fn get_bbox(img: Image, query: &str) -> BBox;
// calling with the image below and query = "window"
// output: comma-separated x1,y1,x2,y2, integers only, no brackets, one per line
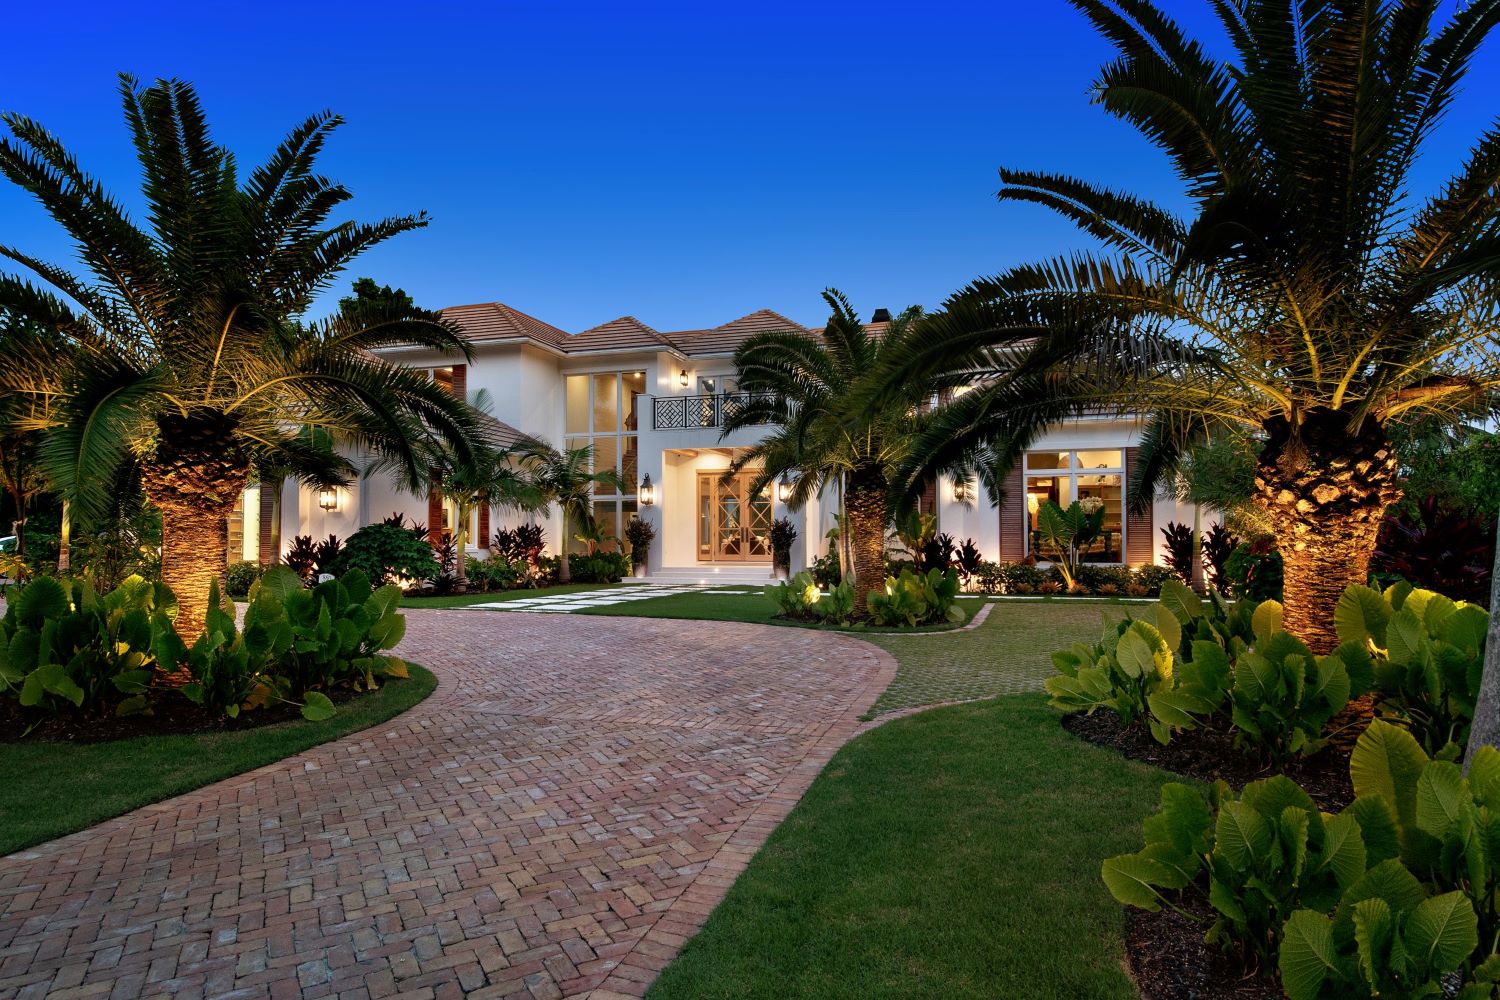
563,371,645,552
1024,449,1125,564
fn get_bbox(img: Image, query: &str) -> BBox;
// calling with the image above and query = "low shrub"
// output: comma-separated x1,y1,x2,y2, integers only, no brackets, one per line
339,522,441,586
0,574,176,716
1336,582,1488,757
1078,564,1133,593
625,517,656,572
810,544,842,588
283,534,319,582
569,551,630,584
1131,564,1180,597
867,568,963,627
1161,521,1195,583
955,538,983,587
769,518,797,576
1202,523,1239,593
465,555,520,592
1370,495,1494,605
765,572,855,626
1225,537,1284,602
1228,624,1352,764
225,560,263,599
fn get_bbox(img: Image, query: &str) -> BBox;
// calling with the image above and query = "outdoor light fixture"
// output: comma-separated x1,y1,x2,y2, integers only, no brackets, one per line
776,474,793,503
318,487,338,511
638,473,656,506
678,369,689,388
953,479,971,503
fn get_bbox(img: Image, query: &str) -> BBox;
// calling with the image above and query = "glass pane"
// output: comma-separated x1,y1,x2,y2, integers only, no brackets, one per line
1078,473,1124,563
718,490,743,557
1026,476,1073,560
1025,451,1072,470
593,373,618,433
698,377,718,395
592,501,619,551
1077,449,1124,471
565,375,589,434
592,437,617,495
432,366,455,395
747,482,772,557
699,476,713,558
620,436,638,490
622,371,645,432
565,436,587,455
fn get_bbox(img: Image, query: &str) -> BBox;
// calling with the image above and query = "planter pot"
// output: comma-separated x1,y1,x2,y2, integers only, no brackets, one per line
633,563,648,579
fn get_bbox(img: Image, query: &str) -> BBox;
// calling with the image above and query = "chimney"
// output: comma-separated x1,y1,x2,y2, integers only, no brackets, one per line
870,308,892,323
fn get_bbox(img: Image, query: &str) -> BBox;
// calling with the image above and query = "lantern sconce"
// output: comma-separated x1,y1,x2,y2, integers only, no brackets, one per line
318,486,338,511
678,369,690,388
776,474,794,503
638,473,656,507
952,478,971,504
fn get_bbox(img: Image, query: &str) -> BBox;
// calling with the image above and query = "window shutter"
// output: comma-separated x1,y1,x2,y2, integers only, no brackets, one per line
427,470,444,546
919,480,938,517
478,503,491,550
999,464,1026,561
450,364,467,400
258,485,277,565
1124,447,1154,565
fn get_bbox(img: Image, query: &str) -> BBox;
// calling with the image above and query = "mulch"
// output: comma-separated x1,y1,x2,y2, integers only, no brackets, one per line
1066,700,1378,999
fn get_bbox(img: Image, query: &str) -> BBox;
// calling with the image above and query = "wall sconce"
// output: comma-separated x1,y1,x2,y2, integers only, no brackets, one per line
678,369,690,388
638,473,656,507
953,479,971,504
318,487,338,511
776,474,793,503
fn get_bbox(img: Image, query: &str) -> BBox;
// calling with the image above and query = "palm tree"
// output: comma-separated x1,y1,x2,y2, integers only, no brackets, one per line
0,76,478,636
437,439,541,591
513,442,624,583
722,290,930,615
879,1,1500,647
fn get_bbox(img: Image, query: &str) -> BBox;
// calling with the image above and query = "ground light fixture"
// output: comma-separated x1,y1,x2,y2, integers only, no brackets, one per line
318,487,338,511
638,474,656,507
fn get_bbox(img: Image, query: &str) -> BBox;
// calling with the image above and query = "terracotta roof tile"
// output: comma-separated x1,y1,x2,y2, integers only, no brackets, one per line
440,302,572,348
665,309,814,356
569,316,679,353
473,410,530,450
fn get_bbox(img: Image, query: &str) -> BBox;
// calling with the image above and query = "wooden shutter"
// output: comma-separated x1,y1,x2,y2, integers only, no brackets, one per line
257,484,278,565
478,504,491,550
450,363,467,400
427,470,444,545
1124,447,1153,565
999,465,1026,561
919,480,938,517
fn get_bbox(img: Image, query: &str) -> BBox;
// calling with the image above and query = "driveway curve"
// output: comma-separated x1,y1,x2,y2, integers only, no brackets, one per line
0,612,894,999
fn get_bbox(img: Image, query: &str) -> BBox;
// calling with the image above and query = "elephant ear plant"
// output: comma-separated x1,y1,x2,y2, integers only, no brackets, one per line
0,573,177,717
1036,498,1105,591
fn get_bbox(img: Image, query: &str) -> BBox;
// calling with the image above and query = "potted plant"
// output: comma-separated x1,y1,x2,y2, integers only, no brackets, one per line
624,516,656,579
770,517,797,581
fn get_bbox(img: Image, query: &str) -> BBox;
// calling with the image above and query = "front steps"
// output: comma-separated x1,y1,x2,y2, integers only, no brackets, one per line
632,564,780,587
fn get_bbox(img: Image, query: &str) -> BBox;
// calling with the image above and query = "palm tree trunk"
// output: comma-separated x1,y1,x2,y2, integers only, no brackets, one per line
558,510,571,583
1464,517,1500,759
1252,412,1399,652
845,467,889,616
453,498,470,593
157,499,235,640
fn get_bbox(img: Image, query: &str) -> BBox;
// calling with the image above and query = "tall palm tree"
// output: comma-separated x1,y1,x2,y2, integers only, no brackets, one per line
879,0,1500,647
513,442,624,583
0,76,478,636
722,290,929,615
437,440,542,591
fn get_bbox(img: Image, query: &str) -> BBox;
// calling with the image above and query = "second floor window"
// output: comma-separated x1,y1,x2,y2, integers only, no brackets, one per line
565,371,646,552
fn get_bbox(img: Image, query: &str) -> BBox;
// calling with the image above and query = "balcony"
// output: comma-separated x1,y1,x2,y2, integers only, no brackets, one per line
651,392,776,430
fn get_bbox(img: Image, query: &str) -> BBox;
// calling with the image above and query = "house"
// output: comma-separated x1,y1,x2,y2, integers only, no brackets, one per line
228,303,1202,582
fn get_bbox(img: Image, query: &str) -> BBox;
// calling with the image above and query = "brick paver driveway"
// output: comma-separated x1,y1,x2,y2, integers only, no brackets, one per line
0,612,894,1000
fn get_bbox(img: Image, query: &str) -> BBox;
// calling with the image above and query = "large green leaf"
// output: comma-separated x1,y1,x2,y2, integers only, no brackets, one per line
1387,606,1429,666
1280,909,1344,1000
1158,579,1202,625
257,565,305,605
1140,782,1213,858
1351,897,1393,989
1100,852,1174,910
1405,891,1479,972
299,691,336,722
14,577,69,627
1469,746,1500,809
1415,761,1469,839
1251,600,1283,643
1335,585,1389,648
1315,813,1368,889
1215,800,1273,871
1350,721,1430,833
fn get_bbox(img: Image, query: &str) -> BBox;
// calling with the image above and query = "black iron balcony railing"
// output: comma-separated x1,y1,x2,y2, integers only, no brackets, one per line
651,392,776,430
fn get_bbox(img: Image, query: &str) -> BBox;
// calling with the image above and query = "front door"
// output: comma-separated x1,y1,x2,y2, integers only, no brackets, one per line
698,472,772,562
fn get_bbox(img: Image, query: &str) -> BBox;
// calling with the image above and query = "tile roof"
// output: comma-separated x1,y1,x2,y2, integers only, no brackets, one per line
439,302,571,348
473,410,531,450
438,302,816,357
569,316,677,353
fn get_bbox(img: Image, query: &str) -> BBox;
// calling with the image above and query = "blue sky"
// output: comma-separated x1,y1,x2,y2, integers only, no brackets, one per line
4,1,1498,332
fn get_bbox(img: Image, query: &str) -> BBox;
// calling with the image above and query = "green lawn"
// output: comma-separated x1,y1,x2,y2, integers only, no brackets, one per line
646,694,1170,1000
577,586,987,633
0,666,437,856
402,582,624,609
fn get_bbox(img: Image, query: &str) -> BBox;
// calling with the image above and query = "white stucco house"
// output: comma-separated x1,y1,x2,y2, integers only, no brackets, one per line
224,302,1201,583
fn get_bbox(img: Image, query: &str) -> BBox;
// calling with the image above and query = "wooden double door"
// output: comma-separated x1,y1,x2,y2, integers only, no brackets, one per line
697,472,772,561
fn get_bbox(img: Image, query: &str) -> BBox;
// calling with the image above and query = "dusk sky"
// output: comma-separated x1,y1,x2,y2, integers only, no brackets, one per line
5,1,1498,332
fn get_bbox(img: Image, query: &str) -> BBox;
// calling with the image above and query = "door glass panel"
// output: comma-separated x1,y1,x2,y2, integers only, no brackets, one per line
747,484,772,557
699,477,713,558
718,489,743,557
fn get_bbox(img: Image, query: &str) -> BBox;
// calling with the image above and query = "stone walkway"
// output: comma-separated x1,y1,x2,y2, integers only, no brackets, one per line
461,587,752,614
0,612,894,999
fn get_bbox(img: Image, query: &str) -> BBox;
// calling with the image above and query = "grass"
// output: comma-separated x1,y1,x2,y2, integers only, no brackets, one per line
0,665,437,856
577,586,987,633
402,582,624,609
646,695,1171,1000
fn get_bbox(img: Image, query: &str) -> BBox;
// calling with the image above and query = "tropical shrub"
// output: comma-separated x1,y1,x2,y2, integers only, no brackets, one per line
1202,523,1240,594
492,524,547,585
465,555,520,592
867,568,962,627
252,566,408,698
767,572,822,618
988,561,1046,594
0,574,176,715
768,517,797,576
174,577,278,719
225,560,263,600
919,532,958,574
1036,499,1106,590
1046,616,1183,741
1078,564,1133,594
339,522,441,587
816,581,856,626
313,535,343,578
624,517,656,571
569,551,630,584
1229,626,1352,765
1132,564,1182,598
955,538,983,587
1336,582,1488,757
1370,495,1494,606
283,535,319,583
1226,537,1284,602
1161,521,1195,583
428,532,459,593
